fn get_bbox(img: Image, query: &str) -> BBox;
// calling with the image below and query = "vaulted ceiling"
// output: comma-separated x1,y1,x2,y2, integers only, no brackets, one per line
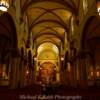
20,0,77,56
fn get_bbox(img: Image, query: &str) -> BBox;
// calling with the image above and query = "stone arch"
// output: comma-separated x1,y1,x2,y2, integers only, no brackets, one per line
28,50,32,68
80,14,100,48
81,16,96,49
0,12,18,86
8,11,19,45
0,12,18,48
81,15,100,66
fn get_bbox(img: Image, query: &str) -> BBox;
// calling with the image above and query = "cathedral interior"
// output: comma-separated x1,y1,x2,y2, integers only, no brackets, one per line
0,0,100,99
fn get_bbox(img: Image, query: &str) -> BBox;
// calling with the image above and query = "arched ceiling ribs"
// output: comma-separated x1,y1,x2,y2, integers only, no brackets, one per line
36,38,60,45
28,7,70,28
32,26,59,36
22,0,77,15
36,40,60,51
35,34,62,43
32,26,64,40
33,32,64,43
42,25,63,28
35,35,61,44
38,49,57,57
29,6,72,12
29,20,68,33
34,34,62,51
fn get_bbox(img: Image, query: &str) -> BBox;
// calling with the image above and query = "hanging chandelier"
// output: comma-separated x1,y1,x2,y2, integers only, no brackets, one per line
97,0,100,16
0,0,10,12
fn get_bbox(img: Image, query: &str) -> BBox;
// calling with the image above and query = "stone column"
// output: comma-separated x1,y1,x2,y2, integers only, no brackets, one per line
9,49,20,89
76,58,80,87
16,57,21,88
29,68,33,85
10,57,18,88
71,62,77,87
60,70,64,85
82,58,88,88
20,61,26,87
77,51,88,88
61,69,67,85
60,59,66,85
73,61,78,87
66,62,72,86
32,68,35,84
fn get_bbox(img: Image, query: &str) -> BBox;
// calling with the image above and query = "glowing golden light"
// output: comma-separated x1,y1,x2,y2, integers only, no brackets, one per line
0,0,9,12
97,1,100,15
26,70,29,75
90,71,93,76
96,71,100,77
34,57,37,61
37,42,59,54
67,62,71,72
61,57,64,61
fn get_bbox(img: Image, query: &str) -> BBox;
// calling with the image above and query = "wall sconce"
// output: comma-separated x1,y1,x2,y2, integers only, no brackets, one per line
96,65,100,78
96,71,100,77
34,57,37,61
26,70,29,79
90,71,94,77
89,66,94,79
61,57,64,61
97,0,100,15
0,0,10,12
67,62,71,72
88,70,94,79
26,70,29,75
